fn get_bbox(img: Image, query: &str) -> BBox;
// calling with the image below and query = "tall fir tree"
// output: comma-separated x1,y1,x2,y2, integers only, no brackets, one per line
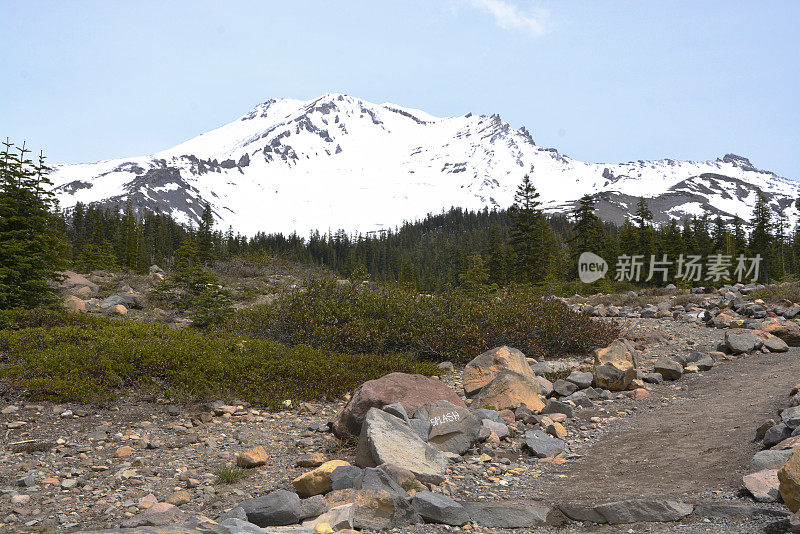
509,174,551,282
749,192,773,283
0,140,67,308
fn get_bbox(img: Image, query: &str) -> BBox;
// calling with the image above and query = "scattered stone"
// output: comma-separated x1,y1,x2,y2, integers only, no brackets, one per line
120,502,187,527
654,357,683,381
297,454,326,468
761,318,800,346
166,490,191,506
63,295,87,313
330,465,364,491
752,449,794,470
540,400,574,419
764,423,792,448
552,379,578,397
237,445,269,468
783,406,800,428
382,403,410,423
566,371,594,389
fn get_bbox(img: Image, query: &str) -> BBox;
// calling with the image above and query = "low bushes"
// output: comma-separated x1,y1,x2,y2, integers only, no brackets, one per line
234,279,619,362
0,309,438,406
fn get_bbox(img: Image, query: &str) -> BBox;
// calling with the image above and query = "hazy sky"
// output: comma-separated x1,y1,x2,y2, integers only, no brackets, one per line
2,1,798,178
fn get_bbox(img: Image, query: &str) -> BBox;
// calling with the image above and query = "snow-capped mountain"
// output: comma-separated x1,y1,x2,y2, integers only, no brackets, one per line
49,93,800,235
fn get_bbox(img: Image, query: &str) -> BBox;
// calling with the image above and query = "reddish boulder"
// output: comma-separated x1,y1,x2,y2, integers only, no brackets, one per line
332,372,466,437
55,270,99,295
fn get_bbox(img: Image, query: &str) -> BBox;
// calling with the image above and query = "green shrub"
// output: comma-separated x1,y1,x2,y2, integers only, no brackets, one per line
0,310,439,406
234,279,619,362
214,465,247,484
748,282,799,304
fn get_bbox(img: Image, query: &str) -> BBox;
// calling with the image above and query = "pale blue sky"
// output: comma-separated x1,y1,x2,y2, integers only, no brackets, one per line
2,1,798,178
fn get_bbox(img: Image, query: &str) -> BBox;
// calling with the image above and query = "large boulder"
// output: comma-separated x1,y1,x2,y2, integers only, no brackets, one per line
355,408,447,485
470,370,545,413
725,329,758,354
761,318,800,346
462,346,536,396
333,372,466,437
593,339,638,391
55,270,99,295
780,449,800,512
412,400,481,455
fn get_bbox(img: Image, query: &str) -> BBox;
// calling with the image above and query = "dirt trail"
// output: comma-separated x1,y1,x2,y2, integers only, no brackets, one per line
528,348,800,504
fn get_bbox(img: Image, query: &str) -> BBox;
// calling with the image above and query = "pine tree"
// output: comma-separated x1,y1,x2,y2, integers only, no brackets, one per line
509,174,549,282
486,222,508,286
197,203,214,265
570,195,605,255
749,192,773,283
732,216,747,257
632,197,656,259
0,140,67,308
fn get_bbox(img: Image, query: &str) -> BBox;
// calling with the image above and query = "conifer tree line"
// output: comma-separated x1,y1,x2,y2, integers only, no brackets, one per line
60,176,800,291
2,139,799,301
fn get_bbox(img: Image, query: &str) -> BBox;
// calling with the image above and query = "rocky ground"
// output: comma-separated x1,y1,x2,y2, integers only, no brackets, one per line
4,278,800,533
2,312,799,533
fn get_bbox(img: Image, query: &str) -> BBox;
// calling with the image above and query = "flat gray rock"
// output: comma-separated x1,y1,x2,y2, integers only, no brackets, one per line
654,357,683,381
460,502,552,528
411,491,470,526
540,400,574,419
236,490,302,527
330,465,363,491
593,500,693,524
566,371,594,389
523,429,564,458
782,406,800,428
751,449,793,470
552,379,578,397
694,503,791,518
764,423,792,447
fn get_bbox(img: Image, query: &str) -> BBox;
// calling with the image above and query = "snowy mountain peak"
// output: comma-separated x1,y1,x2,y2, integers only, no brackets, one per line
48,94,799,235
